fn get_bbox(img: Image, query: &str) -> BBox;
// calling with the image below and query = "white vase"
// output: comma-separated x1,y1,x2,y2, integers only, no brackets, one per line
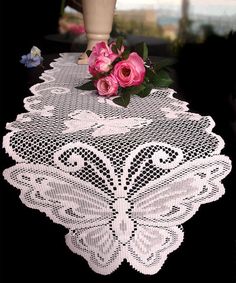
78,0,117,64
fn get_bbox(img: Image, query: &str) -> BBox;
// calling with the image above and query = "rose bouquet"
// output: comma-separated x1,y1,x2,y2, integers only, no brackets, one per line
76,37,173,107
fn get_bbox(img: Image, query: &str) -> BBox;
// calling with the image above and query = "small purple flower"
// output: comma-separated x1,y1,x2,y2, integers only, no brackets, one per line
20,53,43,68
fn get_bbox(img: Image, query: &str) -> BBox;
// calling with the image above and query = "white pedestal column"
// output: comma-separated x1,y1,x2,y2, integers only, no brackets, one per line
78,0,117,64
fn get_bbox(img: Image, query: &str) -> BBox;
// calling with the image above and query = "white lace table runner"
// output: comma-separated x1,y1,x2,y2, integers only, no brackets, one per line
3,53,232,275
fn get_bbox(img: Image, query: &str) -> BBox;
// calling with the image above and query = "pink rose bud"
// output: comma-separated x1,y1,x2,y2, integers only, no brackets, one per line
96,74,119,97
89,56,112,76
88,42,118,76
113,52,146,87
91,42,111,58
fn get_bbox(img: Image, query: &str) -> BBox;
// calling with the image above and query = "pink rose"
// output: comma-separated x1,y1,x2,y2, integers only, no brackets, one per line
88,42,118,76
113,52,146,87
90,42,112,58
96,74,118,96
89,56,112,76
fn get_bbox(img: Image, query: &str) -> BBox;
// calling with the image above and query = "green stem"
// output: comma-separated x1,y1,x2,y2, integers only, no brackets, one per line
60,0,66,16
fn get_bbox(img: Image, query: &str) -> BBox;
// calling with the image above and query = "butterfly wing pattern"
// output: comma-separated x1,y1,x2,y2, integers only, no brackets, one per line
3,141,231,275
62,110,152,137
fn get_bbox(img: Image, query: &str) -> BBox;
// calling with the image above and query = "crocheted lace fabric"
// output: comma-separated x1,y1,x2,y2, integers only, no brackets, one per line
3,53,231,275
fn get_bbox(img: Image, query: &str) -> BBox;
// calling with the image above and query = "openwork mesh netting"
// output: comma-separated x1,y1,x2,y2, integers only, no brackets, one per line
3,53,231,275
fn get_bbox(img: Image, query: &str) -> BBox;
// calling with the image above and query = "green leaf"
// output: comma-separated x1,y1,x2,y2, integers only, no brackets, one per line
146,68,158,84
113,94,131,107
122,84,146,96
134,42,148,61
86,50,92,57
116,37,123,50
153,70,173,88
153,58,176,72
136,84,153,98
75,80,95,91
111,45,118,54
146,67,173,88
122,49,130,59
